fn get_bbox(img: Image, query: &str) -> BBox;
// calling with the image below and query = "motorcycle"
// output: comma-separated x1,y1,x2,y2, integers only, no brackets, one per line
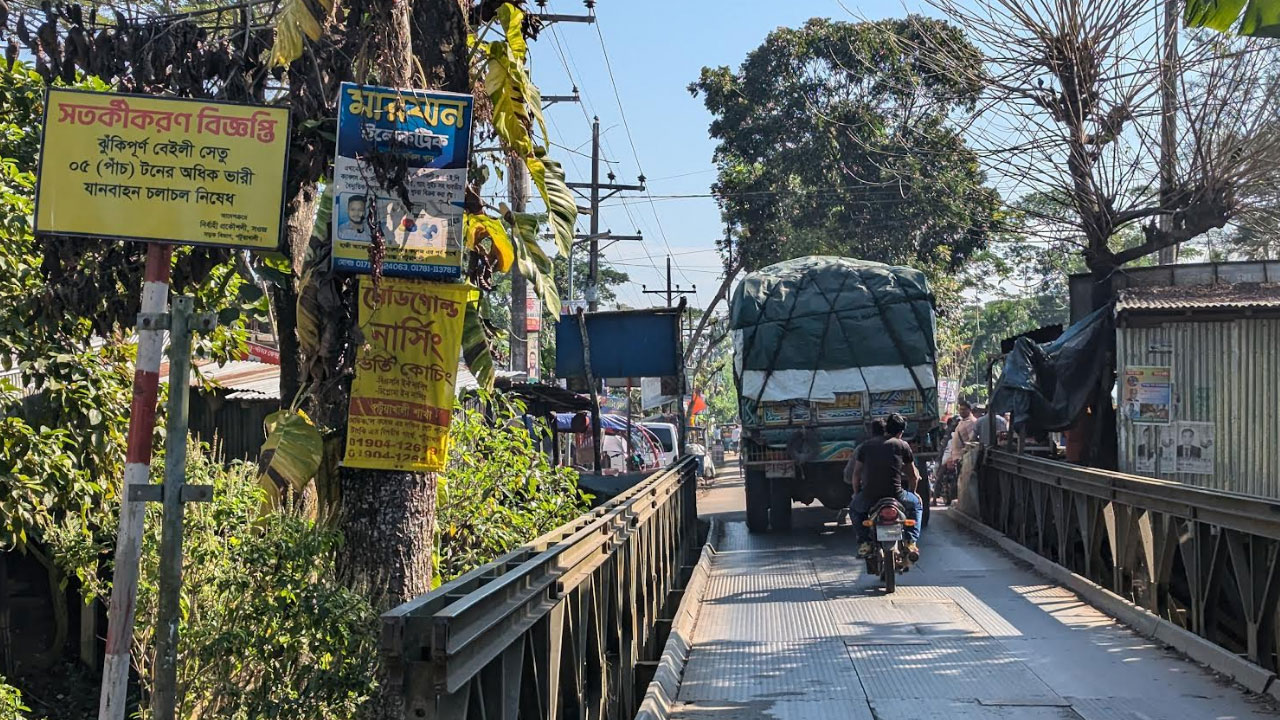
862,498,916,593
934,462,957,507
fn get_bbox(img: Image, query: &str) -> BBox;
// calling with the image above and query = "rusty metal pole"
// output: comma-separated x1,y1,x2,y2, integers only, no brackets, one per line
99,243,172,720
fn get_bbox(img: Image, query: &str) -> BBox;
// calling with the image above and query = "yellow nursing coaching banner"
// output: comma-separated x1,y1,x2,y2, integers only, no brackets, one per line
35,89,290,250
343,278,472,472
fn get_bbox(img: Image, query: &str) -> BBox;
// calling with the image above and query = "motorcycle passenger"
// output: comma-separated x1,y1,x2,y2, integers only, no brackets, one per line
846,413,923,560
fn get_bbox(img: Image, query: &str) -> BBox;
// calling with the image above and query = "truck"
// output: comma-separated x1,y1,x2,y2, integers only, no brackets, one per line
729,256,940,532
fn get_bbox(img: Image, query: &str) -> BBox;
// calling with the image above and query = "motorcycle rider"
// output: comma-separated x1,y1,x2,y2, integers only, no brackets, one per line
845,413,923,560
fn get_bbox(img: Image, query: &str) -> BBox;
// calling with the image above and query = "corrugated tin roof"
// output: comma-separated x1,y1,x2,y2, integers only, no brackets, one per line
1117,282,1280,314
196,360,282,400
169,358,510,401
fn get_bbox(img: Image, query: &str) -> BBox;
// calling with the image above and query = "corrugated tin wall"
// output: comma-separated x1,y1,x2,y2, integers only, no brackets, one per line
1118,318,1280,497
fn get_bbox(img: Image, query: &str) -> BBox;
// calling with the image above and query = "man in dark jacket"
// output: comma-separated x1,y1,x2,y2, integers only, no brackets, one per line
846,413,923,560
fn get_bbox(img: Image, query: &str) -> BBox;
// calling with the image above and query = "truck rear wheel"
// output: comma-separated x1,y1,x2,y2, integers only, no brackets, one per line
769,478,793,531
745,469,770,533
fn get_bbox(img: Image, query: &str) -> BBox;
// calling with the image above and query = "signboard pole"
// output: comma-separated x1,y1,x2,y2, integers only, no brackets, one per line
149,297,215,720
98,243,171,720
576,309,603,473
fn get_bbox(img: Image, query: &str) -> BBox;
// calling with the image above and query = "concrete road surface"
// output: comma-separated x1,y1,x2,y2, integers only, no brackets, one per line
681,464,1280,719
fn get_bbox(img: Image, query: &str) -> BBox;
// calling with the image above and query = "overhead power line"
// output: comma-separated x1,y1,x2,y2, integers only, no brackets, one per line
592,13,695,288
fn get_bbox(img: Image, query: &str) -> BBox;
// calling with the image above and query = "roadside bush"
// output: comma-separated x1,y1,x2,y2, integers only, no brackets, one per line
124,444,377,720
437,392,590,581
0,678,28,720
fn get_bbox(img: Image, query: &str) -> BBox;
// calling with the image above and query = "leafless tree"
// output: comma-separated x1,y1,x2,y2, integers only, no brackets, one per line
920,0,1280,305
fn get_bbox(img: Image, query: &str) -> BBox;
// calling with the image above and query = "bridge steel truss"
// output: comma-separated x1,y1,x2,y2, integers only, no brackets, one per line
979,450,1280,671
382,458,701,720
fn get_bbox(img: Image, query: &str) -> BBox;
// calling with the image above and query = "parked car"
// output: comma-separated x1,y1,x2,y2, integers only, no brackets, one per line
640,421,680,467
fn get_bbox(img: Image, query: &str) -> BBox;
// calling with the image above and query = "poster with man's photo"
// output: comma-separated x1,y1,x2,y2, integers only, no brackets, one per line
1134,425,1159,474
1158,431,1178,475
1174,421,1215,475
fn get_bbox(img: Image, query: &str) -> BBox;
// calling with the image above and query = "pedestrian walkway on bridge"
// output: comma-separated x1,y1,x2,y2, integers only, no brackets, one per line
676,484,1279,720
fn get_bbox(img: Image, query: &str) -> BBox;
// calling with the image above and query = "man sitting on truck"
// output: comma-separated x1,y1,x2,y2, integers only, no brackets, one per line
846,413,923,560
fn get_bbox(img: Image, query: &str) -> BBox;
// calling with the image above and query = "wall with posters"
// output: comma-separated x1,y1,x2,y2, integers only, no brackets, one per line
1117,318,1279,498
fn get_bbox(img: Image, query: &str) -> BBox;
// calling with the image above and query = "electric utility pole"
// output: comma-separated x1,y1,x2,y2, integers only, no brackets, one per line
510,9,590,372
1157,0,1179,265
642,256,697,307
567,117,645,311
508,160,533,375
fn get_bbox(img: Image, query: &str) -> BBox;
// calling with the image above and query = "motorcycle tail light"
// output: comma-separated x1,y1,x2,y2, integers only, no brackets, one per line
861,519,873,527
904,519,916,527
878,507,900,521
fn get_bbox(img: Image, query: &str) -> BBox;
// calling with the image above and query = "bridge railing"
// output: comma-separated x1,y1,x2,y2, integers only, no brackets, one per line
381,457,701,720
977,450,1280,671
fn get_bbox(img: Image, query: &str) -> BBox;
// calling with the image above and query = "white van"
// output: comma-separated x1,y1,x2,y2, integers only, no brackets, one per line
640,422,679,467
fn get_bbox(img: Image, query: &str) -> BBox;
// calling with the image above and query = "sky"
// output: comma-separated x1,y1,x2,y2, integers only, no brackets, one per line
527,0,915,312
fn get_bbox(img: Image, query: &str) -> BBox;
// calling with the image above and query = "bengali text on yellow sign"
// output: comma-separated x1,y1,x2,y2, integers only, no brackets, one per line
343,277,472,472
35,89,289,250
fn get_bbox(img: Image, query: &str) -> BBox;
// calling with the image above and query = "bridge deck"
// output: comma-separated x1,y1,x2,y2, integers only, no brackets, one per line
680,481,1278,719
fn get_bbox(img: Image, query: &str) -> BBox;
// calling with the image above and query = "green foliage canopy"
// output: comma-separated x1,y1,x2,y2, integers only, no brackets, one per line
690,17,1001,273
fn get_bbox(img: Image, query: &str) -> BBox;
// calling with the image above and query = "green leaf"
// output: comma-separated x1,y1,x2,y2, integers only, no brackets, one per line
1186,0,1248,31
1242,0,1280,36
527,148,577,258
506,210,562,316
462,301,496,392
270,0,335,66
258,409,323,501
497,3,528,63
485,43,536,158
464,213,515,272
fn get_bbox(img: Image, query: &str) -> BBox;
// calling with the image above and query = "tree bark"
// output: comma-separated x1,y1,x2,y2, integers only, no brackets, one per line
684,259,743,363
1086,261,1118,470
276,183,319,406
335,470,437,610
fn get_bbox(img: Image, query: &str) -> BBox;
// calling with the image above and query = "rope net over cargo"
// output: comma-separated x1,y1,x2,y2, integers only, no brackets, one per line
729,256,939,419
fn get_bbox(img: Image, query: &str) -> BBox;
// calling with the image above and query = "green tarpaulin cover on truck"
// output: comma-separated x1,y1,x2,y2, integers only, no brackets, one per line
730,256,937,404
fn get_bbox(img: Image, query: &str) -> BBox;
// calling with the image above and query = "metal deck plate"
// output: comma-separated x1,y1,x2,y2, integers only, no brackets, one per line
678,640,866,703
869,700,1082,720
671,698,875,719
846,638,1058,701
674,508,1280,719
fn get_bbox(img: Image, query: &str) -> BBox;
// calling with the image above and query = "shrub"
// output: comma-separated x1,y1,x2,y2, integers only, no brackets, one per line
0,678,28,720
437,393,590,581
125,444,377,720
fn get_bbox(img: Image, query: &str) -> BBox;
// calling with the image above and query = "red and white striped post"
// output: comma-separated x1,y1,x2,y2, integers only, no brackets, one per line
98,243,172,720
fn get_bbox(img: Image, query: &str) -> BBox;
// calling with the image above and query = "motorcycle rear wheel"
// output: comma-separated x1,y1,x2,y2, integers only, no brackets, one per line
882,550,896,593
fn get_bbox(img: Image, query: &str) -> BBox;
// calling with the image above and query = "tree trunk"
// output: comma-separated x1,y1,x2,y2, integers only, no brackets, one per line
1087,260,1119,470
684,259,743,363
331,2,469,715
275,181,318,405
335,470,437,609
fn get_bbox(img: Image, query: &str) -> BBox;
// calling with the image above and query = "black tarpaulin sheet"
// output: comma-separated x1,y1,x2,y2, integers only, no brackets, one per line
990,305,1113,434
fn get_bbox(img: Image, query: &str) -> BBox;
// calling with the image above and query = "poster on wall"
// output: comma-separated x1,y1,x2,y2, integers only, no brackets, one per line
937,378,960,413
1134,424,1159,474
343,277,472,472
1122,366,1173,424
35,89,289,249
1174,421,1215,475
1158,431,1177,474
332,82,473,279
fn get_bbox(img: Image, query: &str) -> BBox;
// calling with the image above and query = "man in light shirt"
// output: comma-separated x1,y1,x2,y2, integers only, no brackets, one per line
943,400,978,470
